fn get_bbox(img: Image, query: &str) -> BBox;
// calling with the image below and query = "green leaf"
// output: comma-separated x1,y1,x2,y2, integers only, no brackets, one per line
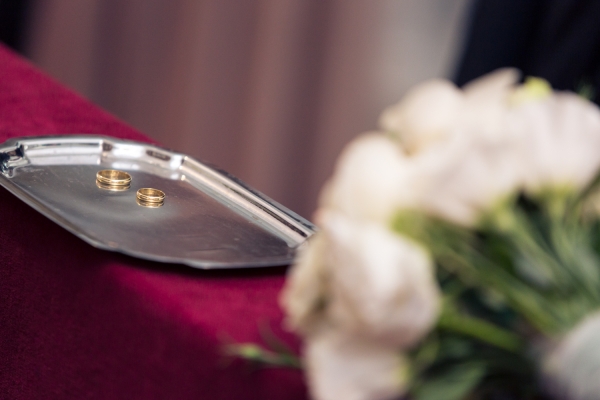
412,363,486,400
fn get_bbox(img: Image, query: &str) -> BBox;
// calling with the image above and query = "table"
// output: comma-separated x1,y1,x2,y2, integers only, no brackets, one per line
0,44,307,399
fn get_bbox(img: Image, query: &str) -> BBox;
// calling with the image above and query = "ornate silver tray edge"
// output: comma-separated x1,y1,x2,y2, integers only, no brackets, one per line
0,135,316,269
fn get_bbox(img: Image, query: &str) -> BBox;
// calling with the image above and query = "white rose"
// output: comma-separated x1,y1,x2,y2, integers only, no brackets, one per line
280,234,330,335
411,132,522,226
460,67,520,140
319,133,415,223
509,92,600,195
379,79,463,153
305,328,407,400
319,210,440,348
541,311,600,400
379,68,520,153
281,211,436,400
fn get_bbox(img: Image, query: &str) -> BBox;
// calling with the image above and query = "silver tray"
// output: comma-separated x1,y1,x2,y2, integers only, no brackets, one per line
0,135,315,269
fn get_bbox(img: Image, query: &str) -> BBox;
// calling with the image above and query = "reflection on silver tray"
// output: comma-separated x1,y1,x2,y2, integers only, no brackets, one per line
0,135,316,269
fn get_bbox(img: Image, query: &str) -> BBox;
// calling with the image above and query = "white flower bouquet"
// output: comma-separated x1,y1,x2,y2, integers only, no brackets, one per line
230,69,600,400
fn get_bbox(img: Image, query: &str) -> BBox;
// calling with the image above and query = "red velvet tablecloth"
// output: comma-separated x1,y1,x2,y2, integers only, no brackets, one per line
0,44,307,399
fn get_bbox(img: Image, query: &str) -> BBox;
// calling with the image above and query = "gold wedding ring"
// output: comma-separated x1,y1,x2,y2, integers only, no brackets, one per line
96,169,132,190
137,188,165,207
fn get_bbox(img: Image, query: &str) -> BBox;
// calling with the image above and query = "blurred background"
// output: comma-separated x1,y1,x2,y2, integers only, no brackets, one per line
0,0,477,219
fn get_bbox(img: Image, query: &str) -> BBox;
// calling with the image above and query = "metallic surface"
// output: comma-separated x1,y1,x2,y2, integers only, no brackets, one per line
0,136,316,269
137,197,163,208
96,180,131,191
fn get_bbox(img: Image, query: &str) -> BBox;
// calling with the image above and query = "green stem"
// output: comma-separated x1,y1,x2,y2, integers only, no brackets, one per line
438,246,558,334
438,303,523,353
224,343,302,369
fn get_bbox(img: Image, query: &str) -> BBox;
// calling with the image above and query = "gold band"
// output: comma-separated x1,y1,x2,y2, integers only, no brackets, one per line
96,169,132,186
136,188,165,203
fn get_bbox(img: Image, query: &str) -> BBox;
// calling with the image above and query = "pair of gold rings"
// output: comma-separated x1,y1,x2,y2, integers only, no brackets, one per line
96,169,165,207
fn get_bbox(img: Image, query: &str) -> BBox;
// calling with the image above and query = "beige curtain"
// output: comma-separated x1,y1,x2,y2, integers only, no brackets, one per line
26,0,469,219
